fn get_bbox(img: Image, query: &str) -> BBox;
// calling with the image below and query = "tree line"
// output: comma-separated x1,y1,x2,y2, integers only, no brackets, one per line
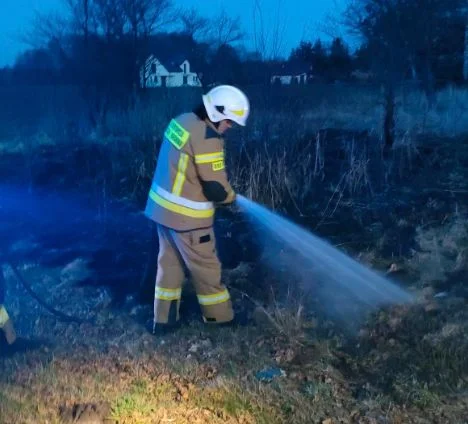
1,0,465,88
1,0,466,145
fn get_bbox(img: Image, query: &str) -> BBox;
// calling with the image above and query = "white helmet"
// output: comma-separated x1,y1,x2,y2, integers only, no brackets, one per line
202,85,250,126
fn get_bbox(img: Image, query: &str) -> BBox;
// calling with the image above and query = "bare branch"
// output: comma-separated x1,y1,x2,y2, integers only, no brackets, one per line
317,0,347,40
252,0,288,60
21,10,69,48
63,0,92,38
252,0,267,57
208,8,244,48
93,0,126,39
269,0,288,59
139,0,176,35
179,7,210,40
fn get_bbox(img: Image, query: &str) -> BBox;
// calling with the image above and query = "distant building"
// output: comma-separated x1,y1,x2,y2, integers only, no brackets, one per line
350,70,374,82
140,55,202,88
270,62,313,85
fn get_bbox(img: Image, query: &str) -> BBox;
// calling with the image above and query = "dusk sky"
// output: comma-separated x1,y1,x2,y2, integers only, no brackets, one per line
0,0,347,67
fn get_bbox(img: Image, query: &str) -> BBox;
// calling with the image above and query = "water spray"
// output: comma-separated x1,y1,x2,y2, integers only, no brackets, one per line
236,194,413,323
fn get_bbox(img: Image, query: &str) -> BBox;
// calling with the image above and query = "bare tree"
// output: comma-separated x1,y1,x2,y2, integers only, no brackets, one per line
463,5,468,81
22,10,69,48
317,0,346,41
344,0,466,153
207,8,244,49
345,0,465,92
252,0,267,58
465,22,468,80
27,0,175,47
179,7,210,40
345,0,415,153
252,0,288,60
121,0,175,39
92,0,126,39
24,0,175,128
63,0,92,40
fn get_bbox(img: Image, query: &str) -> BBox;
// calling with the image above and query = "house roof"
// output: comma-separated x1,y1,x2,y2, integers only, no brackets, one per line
149,54,188,73
165,61,184,72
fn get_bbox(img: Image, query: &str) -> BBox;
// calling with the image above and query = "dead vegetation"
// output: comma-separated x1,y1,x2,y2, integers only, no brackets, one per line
1,85,468,423
1,241,468,424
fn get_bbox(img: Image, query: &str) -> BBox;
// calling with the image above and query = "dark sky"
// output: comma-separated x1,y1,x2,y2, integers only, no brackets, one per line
0,0,346,67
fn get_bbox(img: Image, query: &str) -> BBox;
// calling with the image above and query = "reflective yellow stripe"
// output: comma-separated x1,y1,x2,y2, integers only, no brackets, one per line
165,119,190,150
194,152,224,164
172,153,189,195
230,109,245,117
197,290,230,306
155,287,182,301
153,185,213,210
149,190,214,218
0,306,10,328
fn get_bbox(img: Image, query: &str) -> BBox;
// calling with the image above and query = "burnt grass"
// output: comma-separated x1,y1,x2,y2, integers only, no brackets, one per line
1,128,468,423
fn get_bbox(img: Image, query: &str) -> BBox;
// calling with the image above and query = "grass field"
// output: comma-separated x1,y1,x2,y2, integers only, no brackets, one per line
1,81,468,423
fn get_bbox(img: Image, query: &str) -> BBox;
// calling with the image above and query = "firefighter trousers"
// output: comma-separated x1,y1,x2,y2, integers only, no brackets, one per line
0,305,16,345
153,225,234,325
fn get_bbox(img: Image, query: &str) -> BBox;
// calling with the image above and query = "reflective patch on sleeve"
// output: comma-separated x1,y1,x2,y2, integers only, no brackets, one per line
212,160,225,171
165,119,190,150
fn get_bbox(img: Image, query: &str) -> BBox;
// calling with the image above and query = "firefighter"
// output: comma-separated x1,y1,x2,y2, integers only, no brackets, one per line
144,85,250,334
0,267,16,347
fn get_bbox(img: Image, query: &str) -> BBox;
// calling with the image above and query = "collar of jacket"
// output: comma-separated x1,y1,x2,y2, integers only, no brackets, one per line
203,118,221,137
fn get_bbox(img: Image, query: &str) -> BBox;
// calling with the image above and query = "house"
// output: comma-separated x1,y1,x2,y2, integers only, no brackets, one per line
351,70,374,82
271,73,308,85
140,55,202,88
270,62,313,85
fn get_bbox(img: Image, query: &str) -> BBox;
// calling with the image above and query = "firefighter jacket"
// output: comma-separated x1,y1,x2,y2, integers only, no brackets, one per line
145,113,235,231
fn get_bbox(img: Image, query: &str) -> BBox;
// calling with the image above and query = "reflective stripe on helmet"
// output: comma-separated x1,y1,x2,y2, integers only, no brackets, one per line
230,109,245,117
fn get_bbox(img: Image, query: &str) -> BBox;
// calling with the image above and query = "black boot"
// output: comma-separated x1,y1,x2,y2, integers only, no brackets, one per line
205,310,251,329
0,336,44,357
145,319,181,336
